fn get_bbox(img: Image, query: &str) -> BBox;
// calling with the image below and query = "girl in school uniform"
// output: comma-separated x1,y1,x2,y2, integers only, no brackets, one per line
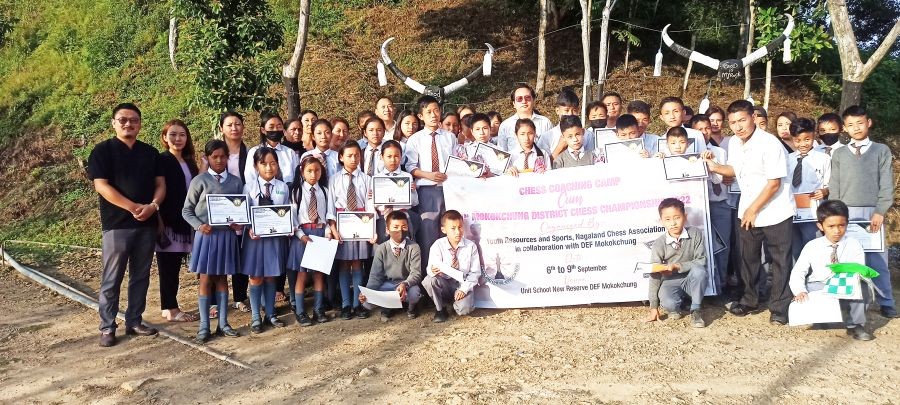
300,119,341,181
182,140,244,343
361,117,388,177
241,147,290,334
506,118,551,176
376,140,421,243
392,110,421,144
454,113,496,177
287,156,336,326
329,142,375,320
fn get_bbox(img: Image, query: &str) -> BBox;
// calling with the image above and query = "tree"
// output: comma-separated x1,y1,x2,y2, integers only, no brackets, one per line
826,0,900,111
536,0,549,99
594,0,616,99
579,0,592,120
283,0,311,120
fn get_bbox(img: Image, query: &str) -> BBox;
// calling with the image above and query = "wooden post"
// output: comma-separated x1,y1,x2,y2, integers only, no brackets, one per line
680,33,696,96
580,0,592,121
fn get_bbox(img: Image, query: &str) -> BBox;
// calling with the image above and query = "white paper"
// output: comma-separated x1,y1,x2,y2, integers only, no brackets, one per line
604,139,645,163
662,153,708,180
444,155,485,178
846,221,885,252
788,291,843,326
432,260,466,283
299,235,338,274
359,286,403,309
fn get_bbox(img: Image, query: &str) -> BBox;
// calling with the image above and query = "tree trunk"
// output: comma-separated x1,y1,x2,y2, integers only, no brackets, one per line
762,59,772,110
580,0,592,120
623,0,633,75
536,0,548,99
282,0,311,120
168,16,177,70
743,0,755,100
738,2,748,58
547,0,559,31
839,80,864,112
681,33,696,96
595,0,615,100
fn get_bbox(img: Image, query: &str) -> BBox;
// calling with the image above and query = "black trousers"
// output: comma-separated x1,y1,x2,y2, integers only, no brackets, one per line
737,216,793,315
232,273,249,303
156,251,186,310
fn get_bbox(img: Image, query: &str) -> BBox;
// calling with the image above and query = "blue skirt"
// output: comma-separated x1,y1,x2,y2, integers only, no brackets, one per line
189,229,239,275
336,240,371,261
287,227,327,272
240,235,286,277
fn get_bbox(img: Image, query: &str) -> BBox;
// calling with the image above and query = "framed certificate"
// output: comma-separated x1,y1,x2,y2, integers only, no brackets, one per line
727,181,741,194
846,221,885,252
473,142,511,176
206,194,250,225
372,175,412,205
337,211,376,241
657,138,697,155
603,138,644,163
662,153,708,180
251,205,294,237
444,156,485,178
792,193,819,223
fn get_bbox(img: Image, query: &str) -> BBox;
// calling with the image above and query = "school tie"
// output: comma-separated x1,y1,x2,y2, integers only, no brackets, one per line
792,155,805,188
214,174,222,183
851,143,862,157
367,148,377,176
449,246,460,269
263,182,272,199
393,246,402,257
573,151,581,160
307,186,319,223
430,132,440,172
671,240,681,251
346,173,359,211
830,244,839,264
712,183,722,195
523,151,532,170
824,146,832,156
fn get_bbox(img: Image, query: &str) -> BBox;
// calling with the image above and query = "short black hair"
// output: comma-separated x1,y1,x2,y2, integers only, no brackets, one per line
112,103,141,119
753,106,768,118
666,126,689,140
416,95,440,114
658,96,684,110
816,200,849,223
556,87,580,108
726,100,754,116
587,100,607,113
486,111,502,121
381,139,403,155
559,115,583,133
468,112,491,128
509,83,536,102
300,109,318,118
601,92,623,103
219,111,244,127
683,106,694,116
841,105,868,119
615,114,638,130
658,197,686,216
789,118,816,137
204,139,228,157
441,209,464,225
689,114,710,128
386,210,409,226
817,112,842,128
626,100,651,116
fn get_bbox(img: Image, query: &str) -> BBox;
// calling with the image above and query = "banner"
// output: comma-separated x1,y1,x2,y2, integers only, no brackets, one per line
442,161,714,308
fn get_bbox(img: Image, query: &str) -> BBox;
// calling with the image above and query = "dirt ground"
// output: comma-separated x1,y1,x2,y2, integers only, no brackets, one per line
1,249,899,404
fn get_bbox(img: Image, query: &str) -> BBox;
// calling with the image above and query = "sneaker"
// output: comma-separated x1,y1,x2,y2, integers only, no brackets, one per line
250,321,263,334
340,306,352,320
313,310,329,324
848,326,874,341
269,316,286,328
407,304,419,319
691,310,706,328
880,306,899,318
432,309,449,323
124,324,158,336
99,332,117,347
380,309,394,322
669,311,685,320
295,313,313,327
355,307,370,319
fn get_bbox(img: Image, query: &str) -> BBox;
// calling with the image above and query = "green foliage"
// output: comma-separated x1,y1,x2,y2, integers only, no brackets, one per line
173,0,284,113
862,57,900,139
755,4,831,64
0,6,15,47
611,28,640,48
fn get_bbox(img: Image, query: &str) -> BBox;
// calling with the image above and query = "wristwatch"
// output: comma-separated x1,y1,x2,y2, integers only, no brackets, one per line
149,201,160,211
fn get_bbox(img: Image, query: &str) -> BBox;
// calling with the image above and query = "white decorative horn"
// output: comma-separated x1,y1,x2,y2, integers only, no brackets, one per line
741,14,795,67
662,24,720,70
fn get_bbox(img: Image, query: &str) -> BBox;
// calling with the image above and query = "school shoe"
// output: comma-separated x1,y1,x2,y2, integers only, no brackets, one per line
880,306,899,318
99,332,117,347
268,316,286,328
380,309,394,322
125,324,158,336
729,304,758,317
313,310,329,324
407,304,419,319
668,311,685,320
355,307,370,319
250,321,263,334
432,309,449,323
769,313,788,326
195,329,211,344
847,326,874,341
215,325,240,338
691,311,706,328
295,313,313,327
340,306,353,320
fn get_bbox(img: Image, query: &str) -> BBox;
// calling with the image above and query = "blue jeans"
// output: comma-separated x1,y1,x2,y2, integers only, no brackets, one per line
658,266,709,312
361,280,422,310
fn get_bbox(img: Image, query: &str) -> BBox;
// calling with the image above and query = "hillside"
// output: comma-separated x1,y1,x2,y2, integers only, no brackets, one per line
0,0,896,246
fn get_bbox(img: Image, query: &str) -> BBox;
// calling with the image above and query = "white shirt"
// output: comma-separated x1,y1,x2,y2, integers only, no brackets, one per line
244,142,300,185
727,127,795,227
300,148,341,180
787,150,831,193
789,235,865,294
664,230,691,245
705,144,728,202
227,153,241,178
508,147,551,173
497,113,554,152
243,177,290,206
845,137,872,156
683,127,708,153
208,168,228,183
328,168,374,212
389,237,407,251
293,182,336,236
403,128,456,186
427,237,482,293
362,143,386,177
536,125,561,154
376,168,419,209
813,142,844,156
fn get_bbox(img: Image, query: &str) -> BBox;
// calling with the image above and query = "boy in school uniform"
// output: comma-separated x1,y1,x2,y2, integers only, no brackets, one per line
787,118,831,261
705,100,795,325
815,113,844,156
422,210,482,323
645,198,709,328
693,115,730,292
625,100,659,154
596,114,651,162
497,84,554,152
552,116,595,169
359,211,423,321
585,100,608,130
538,88,589,159
658,96,707,154
655,127,692,157
829,105,897,318
789,200,873,340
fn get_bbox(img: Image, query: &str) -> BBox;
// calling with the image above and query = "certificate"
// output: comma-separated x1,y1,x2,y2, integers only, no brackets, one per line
337,211,376,241
846,221,885,252
372,175,411,205
444,156,485,178
633,262,669,274
662,153,708,180
792,193,819,223
431,260,466,283
359,286,403,309
657,138,697,155
250,205,294,237
206,194,250,225
473,142,511,175
299,235,339,274
788,291,842,326
603,139,644,163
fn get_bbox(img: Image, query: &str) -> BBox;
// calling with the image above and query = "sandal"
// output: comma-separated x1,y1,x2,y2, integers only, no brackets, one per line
171,311,198,322
209,305,218,319
232,300,251,313
275,292,286,302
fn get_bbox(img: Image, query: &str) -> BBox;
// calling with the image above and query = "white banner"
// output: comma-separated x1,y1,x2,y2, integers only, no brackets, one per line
442,161,714,308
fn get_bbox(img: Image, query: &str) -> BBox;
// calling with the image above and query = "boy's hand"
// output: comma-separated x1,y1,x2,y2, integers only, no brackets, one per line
198,224,213,235
700,150,715,160
793,292,808,303
810,189,827,200
431,266,443,277
299,235,312,243
669,263,682,272
870,213,884,233
722,176,735,186
506,167,519,177
639,149,650,159
454,290,467,301
741,208,758,230
643,307,661,322
359,293,367,304
430,172,448,183
653,152,665,159
249,229,260,240
396,283,408,301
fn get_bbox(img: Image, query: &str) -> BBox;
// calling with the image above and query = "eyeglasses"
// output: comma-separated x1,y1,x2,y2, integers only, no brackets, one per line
115,117,141,125
515,95,533,103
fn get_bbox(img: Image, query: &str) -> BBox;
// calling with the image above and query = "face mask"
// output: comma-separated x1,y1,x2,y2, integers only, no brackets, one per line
819,133,840,146
265,130,284,143
588,119,606,129
389,230,410,241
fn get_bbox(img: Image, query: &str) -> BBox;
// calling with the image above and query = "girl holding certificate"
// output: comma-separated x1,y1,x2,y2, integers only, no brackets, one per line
182,140,244,343
506,119,550,176
241,148,290,334
329,142,375,320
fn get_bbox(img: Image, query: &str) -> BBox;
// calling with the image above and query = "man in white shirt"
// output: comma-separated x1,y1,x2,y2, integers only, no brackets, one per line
496,84,553,152
705,100,794,325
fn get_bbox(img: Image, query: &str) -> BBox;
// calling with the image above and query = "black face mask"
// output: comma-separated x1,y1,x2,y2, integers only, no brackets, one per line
389,230,410,242
819,132,840,146
265,130,284,143
588,119,606,129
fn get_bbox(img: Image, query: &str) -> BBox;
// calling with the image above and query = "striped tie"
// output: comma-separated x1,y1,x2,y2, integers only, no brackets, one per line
824,146,832,156
852,143,862,157
792,155,805,188
431,132,440,172
346,173,358,211
308,186,318,223
393,246,402,257
263,182,272,199
367,148,377,176
450,247,460,269
214,174,222,183
712,183,722,195
830,244,838,264
523,151,532,170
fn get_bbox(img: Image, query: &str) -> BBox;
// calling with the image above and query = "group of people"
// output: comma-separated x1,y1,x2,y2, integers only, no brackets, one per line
87,82,894,347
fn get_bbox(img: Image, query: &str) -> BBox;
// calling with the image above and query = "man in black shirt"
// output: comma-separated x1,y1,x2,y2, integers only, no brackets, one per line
87,103,165,347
